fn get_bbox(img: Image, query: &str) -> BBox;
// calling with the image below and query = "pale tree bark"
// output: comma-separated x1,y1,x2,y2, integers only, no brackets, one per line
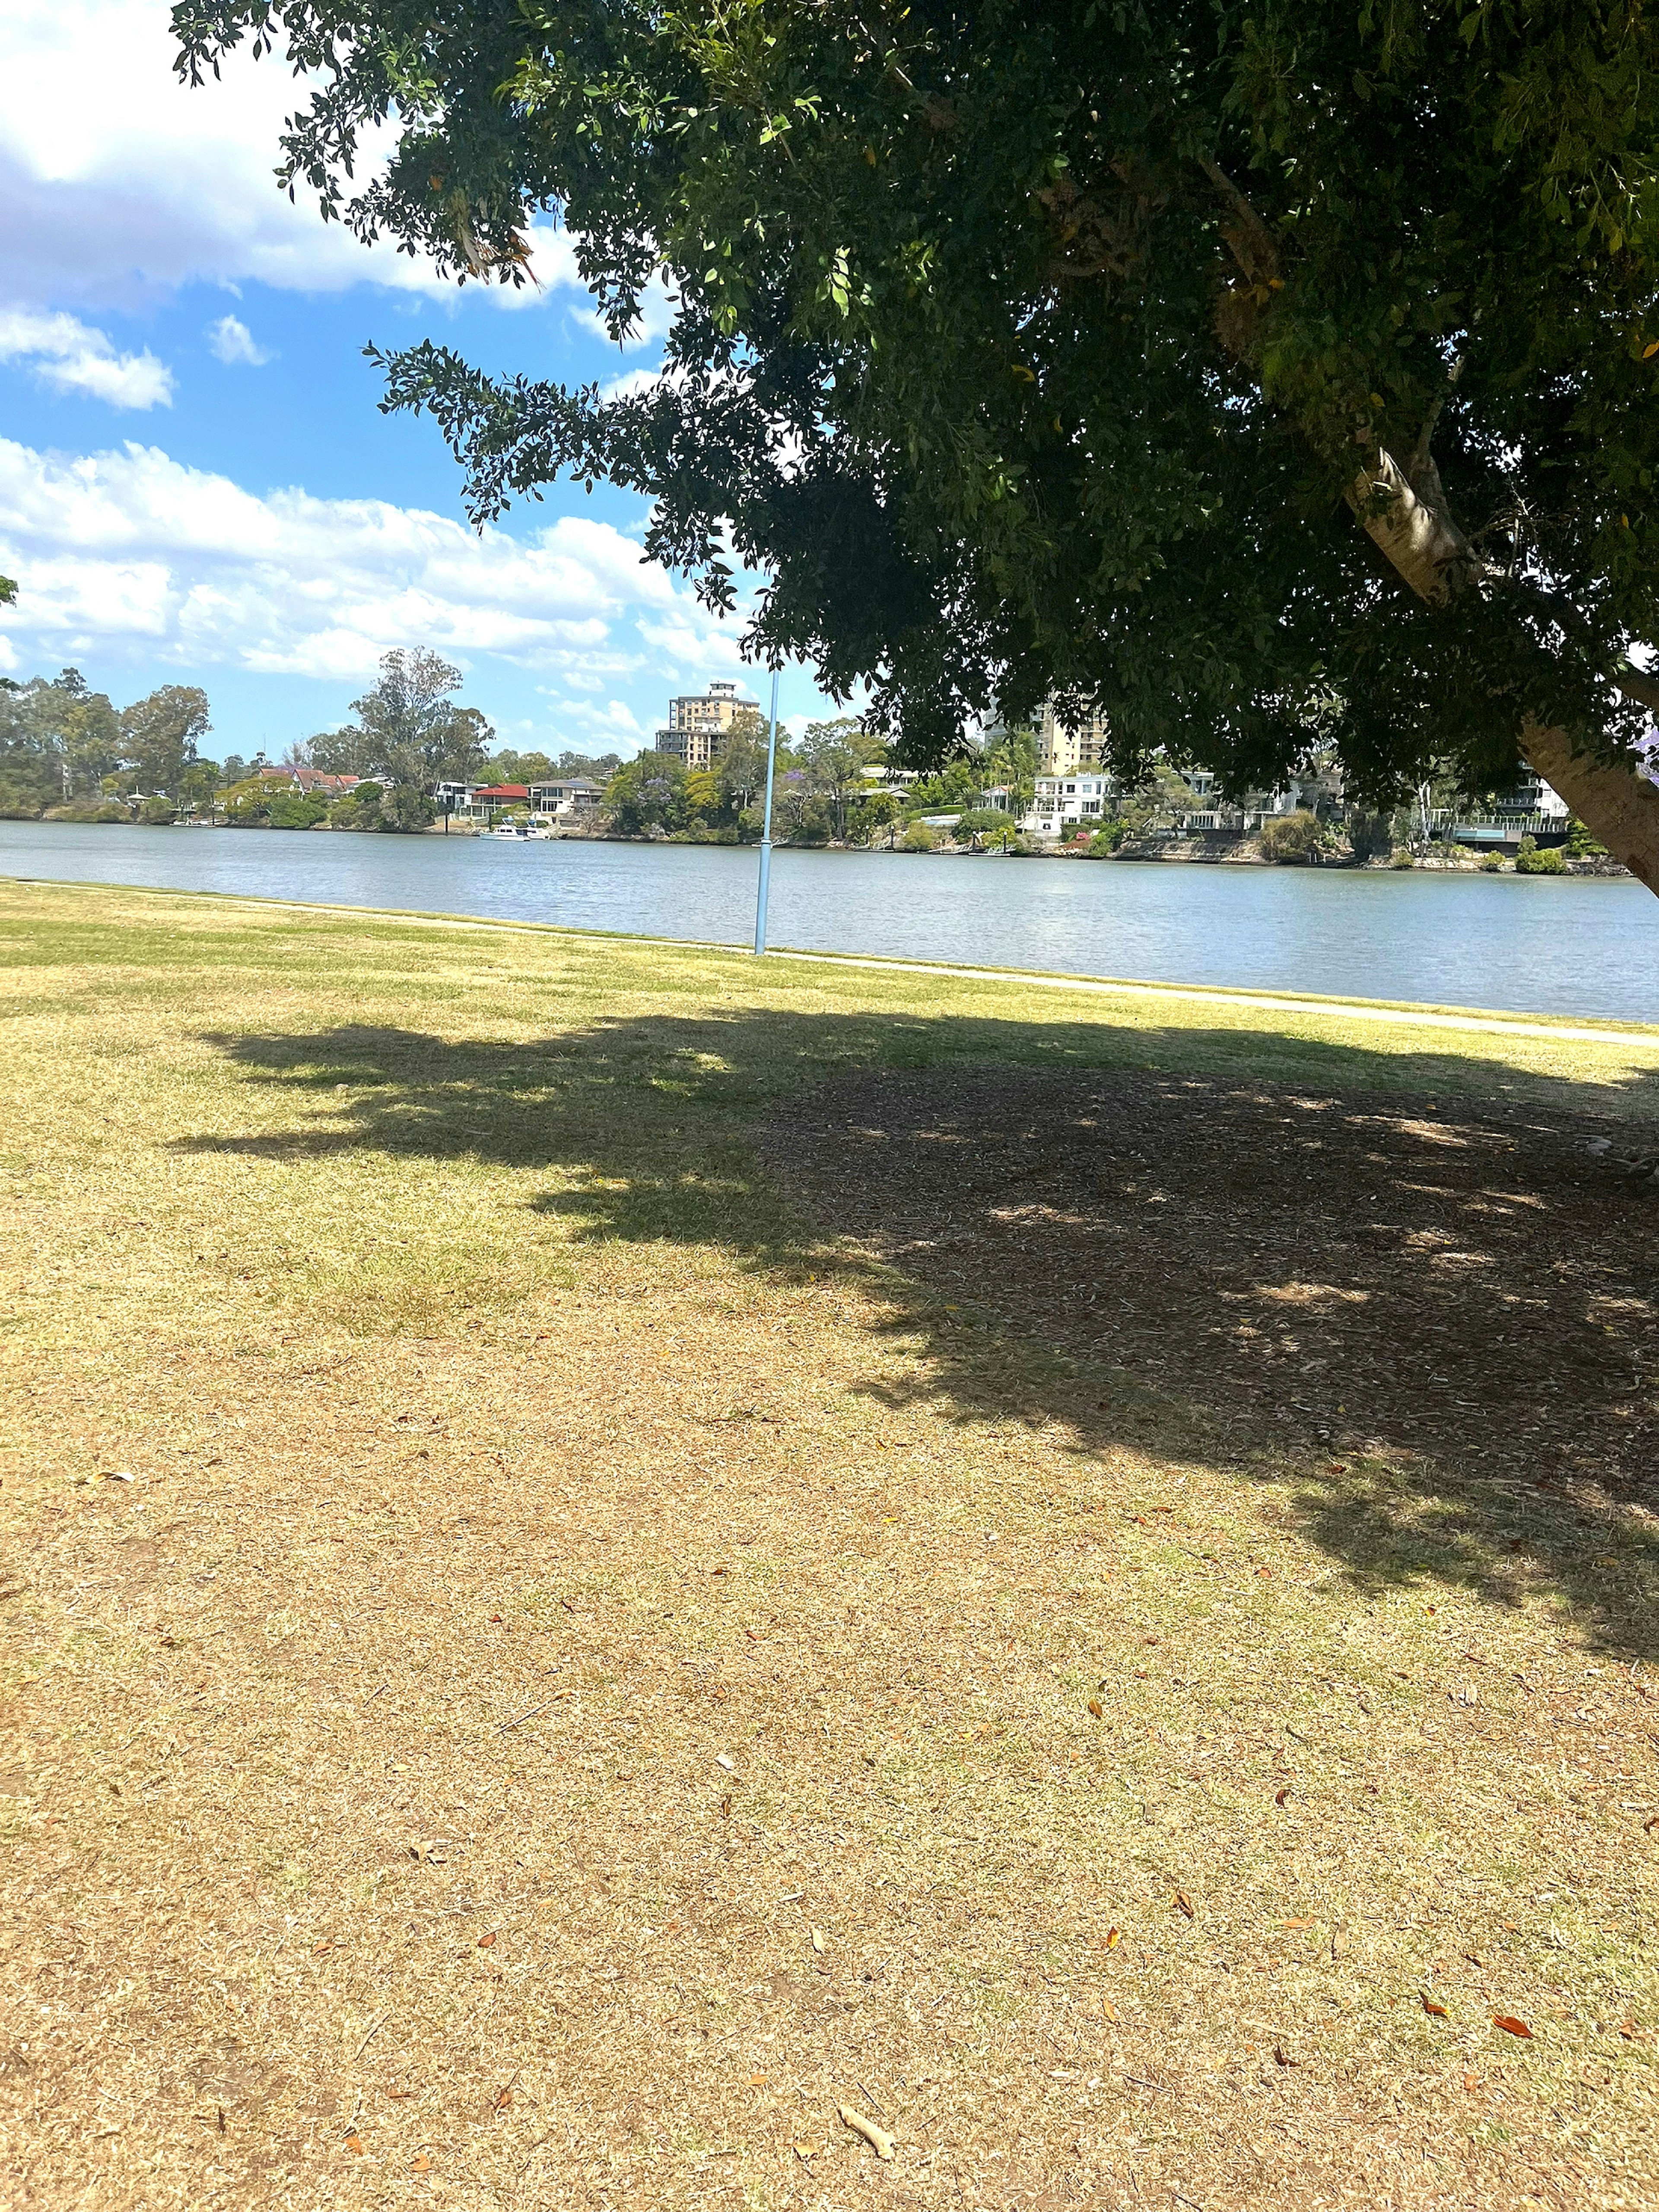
1201,162,1659,896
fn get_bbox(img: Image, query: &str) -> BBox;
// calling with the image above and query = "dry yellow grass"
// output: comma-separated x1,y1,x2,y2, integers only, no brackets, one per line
1,880,1657,2211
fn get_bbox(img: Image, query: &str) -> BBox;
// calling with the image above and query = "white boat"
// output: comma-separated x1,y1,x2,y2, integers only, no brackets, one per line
490,822,530,840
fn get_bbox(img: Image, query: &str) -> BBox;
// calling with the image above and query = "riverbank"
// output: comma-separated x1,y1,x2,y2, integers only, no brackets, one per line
17,809,1630,877
3,880,1656,2210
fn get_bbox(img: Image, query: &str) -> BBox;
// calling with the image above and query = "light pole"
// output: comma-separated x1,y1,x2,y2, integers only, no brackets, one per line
753,671,781,955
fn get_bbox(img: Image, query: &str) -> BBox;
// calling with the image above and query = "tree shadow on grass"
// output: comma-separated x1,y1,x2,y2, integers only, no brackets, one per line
178,1007,1659,1656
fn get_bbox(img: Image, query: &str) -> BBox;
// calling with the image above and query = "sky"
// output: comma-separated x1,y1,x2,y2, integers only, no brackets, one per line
0,0,837,762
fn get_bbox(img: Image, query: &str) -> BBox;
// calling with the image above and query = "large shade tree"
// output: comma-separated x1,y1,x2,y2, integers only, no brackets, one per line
175,0,1659,889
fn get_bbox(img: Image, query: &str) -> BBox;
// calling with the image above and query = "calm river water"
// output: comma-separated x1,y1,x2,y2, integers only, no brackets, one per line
3,819,1657,1023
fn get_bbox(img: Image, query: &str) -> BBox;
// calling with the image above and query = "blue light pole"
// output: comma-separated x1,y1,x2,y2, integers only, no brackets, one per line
753,671,781,955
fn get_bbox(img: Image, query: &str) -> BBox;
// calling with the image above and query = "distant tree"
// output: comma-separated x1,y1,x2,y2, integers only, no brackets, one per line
555,747,624,780
179,759,222,812
219,754,250,788
0,669,124,814
604,751,689,835
847,790,901,845
1346,809,1395,863
484,749,555,785
378,782,435,832
683,767,723,824
799,717,882,839
119,685,211,796
715,709,776,815
315,650,492,791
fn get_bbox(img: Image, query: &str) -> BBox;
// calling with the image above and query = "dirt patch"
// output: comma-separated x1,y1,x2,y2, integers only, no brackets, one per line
763,1065,1658,1495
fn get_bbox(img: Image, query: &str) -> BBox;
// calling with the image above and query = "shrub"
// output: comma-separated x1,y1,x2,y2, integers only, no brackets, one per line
265,791,331,830
1515,835,1566,875
1564,815,1608,858
1258,808,1328,863
1389,849,1415,868
1479,852,1504,872
901,819,936,851
44,800,129,823
953,807,1017,842
138,795,178,825
1087,823,1125,856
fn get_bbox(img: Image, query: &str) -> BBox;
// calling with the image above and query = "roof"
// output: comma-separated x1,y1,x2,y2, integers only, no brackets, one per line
473,783,530,800
256,766,362,793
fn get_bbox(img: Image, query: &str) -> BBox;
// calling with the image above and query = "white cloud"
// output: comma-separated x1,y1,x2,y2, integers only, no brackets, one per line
0,435,742,688
0,0,593,312
207,315,272,367
0,307,172,409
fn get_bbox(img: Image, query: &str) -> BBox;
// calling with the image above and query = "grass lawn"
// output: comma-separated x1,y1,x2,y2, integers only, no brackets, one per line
2,878,1657,2211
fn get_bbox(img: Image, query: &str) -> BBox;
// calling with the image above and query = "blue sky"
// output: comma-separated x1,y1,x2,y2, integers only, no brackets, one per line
0,0,835,762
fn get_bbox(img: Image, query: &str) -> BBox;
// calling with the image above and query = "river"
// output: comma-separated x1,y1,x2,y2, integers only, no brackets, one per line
3,819,1656,1024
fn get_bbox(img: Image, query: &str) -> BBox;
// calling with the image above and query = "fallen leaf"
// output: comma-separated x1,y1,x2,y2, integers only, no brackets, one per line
388,2090,415,2101
839,2104,895,2160
750,2072,767,2086
1174,1892,1195,1919
793,2142,820,2161
1644,1815,1659,1835
344,2135,364,2155
488,1612,502,1623
411,2153,433,2173
715,1754,735,1772
810,1926,826,1954
1105,1926,1121,1949
477,1932,497,1949
493,2086,513,2111
1618,2019,1639,2040
1331,1928,1349,1959
1273,2044,1300,2067
1088,1699,1103,1718
1493,2015,1534,2038
1421,1994,1449,2018
1101,1999,1119,2022
720,1794,732,1818
312,1940,334,1955
1275,1787,1290,1806
1463,2072,1479,2093
104,1470,134,1484
1282,1916,1313,1930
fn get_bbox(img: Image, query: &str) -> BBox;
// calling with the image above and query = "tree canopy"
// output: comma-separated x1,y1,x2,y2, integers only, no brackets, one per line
174,0,1659,886
311,648,493,788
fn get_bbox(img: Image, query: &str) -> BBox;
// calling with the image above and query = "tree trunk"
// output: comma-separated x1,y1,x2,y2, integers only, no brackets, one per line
1351,451,1659,893
1202,166,1659,897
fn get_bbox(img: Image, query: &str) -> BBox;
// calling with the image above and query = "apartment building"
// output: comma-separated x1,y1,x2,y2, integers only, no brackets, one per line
656,678,759,770
1036,700,1110,775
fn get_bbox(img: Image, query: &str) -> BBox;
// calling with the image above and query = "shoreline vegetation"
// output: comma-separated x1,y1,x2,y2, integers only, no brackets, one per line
11,808,1634,877
3,880,1656,2209
2,655,1631,878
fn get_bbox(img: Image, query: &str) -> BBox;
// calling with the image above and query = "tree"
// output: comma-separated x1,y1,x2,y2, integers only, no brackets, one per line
120,685,211,796
314,650,492,790
798,716,882,839
175,1,1659,893
715,709,775,815
0,669,123,814
603,751,690,835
